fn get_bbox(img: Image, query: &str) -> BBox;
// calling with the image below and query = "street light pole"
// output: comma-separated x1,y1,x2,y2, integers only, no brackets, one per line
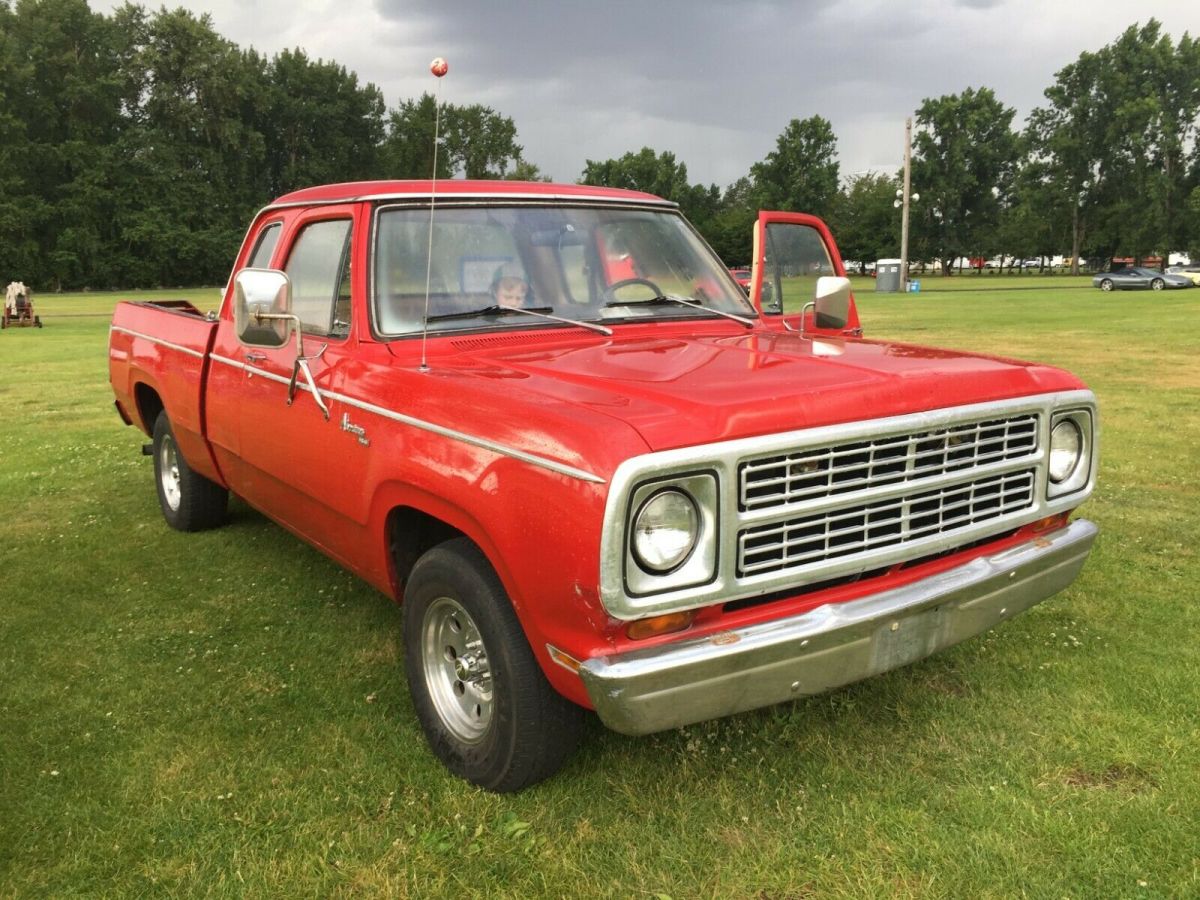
899,116,913,290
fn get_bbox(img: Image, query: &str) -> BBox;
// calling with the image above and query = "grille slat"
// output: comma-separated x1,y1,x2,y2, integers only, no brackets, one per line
740,414,1038,512
734,420,1036,580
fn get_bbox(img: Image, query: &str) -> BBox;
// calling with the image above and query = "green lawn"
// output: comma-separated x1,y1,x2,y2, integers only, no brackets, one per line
1,279,1197,898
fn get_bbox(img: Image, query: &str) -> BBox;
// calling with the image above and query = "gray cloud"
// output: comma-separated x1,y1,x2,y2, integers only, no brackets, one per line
93,0,1200,186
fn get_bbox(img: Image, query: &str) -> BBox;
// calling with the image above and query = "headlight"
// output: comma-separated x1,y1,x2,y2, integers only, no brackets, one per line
632,489,699,573
1047,408,1095,500
1049,419,1082,483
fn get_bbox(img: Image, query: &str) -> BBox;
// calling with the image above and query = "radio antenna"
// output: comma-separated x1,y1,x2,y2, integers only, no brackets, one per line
419,56,449,373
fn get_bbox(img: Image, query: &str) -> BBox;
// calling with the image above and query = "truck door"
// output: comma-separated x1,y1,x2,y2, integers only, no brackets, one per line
750,211,862,336
223,204,363,555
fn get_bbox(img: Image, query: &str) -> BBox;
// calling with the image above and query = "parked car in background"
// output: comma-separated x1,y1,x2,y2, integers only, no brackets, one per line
1092,267,1193,292
728,267,751,292
1166,265,1200,286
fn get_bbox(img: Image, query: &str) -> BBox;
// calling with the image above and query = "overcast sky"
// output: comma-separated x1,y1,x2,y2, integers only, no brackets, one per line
91,0,1200,188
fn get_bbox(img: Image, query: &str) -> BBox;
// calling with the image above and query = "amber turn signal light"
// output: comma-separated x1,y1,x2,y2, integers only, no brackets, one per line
1030,512,1070,533
626,610,696,641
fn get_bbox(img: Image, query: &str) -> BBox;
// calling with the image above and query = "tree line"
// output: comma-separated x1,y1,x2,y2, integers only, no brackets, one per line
1,2,1196,290
0,0,531,288
587,21,1200,274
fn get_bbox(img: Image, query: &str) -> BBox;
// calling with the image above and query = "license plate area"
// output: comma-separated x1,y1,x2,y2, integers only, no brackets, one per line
869,605,948,674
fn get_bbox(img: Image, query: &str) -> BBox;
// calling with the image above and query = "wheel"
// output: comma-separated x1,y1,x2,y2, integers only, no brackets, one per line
152,411,228,531
1151,278,1164,291
403,538,583,792
34,316,42,328
602,277,664,302
1100,279,1113,292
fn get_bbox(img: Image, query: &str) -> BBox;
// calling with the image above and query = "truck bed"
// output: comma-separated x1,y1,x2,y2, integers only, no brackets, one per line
109,299,222,482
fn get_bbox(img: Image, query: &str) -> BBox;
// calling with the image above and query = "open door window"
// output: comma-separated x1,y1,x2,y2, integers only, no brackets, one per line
750,212,862,336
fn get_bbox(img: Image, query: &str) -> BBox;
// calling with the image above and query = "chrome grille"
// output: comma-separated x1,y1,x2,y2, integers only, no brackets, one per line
739,414,1039,511
739,469,1037,577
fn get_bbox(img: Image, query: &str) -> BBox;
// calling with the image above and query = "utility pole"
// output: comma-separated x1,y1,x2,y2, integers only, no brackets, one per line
899,116,913,290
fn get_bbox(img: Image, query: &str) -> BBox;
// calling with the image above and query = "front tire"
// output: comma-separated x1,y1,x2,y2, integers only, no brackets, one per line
152,411,228,531
1100,279,1113,292
403,538,583,792
1151,278,1164,291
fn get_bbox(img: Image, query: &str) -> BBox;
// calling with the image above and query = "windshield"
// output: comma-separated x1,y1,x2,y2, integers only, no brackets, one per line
372,204,754,335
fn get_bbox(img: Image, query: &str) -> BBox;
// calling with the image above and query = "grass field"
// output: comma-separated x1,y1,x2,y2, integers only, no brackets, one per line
1,277,1198,898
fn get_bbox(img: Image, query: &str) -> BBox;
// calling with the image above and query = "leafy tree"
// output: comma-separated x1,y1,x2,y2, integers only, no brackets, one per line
503,158,551,182
0,0,125,288
1028,20,1200,269
995,156,1061,272
110,6,271,286
909,87,1020,275
580,147,720,234
381,93,524,180
581,147,692,201
263,48,385,196
829,172,900,267
704,177,757,265
750,116,839,217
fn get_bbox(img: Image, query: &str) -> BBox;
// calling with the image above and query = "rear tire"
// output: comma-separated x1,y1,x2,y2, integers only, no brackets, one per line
403,537,583,792
1151,278,1164,291
152,411,228,531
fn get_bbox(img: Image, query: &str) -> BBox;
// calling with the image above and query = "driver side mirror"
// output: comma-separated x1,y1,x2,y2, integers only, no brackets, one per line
812,275,852,330
234,268,293,347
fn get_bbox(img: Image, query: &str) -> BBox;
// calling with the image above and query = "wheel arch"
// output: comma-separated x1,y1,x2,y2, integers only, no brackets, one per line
375,486,511,606
133,380,165,437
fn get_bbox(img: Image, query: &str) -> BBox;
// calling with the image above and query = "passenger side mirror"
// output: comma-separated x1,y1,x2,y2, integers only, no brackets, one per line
234,268,293,348
813,275,852,330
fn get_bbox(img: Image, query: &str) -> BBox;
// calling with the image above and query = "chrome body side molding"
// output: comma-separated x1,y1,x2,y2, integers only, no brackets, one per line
110,325,206,360
207,353,606,484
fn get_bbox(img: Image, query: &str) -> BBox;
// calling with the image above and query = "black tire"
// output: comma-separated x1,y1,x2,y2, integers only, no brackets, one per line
403,537,583,792
152,411,228,531
34,316,42,328
1151,278,1164,291
1100,279,1113,292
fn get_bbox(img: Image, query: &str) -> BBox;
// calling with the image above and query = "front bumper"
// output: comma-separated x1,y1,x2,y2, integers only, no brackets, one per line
580,519,1098,735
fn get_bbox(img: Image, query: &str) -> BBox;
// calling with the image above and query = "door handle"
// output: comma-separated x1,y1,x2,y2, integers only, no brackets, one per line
244,352,267,364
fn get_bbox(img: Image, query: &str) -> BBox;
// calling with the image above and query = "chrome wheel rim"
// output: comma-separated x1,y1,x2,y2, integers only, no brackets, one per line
421,596,493,744
159,434,182,511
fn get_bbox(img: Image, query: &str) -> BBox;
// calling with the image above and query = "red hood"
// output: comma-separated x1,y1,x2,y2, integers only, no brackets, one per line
432,327,1085,452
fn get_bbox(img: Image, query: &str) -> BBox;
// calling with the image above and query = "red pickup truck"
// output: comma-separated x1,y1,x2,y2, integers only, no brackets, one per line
109,180,1098,792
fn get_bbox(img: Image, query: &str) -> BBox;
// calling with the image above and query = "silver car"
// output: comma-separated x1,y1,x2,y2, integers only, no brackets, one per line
1092,267,1193,291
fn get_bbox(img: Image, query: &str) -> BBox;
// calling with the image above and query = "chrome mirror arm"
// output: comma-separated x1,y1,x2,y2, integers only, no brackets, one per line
288,355,330,419
253,311,331,420
782,302,815,335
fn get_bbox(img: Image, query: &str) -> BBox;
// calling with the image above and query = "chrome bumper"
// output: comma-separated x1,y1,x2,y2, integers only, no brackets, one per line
580,520,1098,735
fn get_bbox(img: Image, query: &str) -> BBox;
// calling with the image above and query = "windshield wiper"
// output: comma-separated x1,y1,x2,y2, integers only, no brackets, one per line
604,293,755,328
426,304,611,336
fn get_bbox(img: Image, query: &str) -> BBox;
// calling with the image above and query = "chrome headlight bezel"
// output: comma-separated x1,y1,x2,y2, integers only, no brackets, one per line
624,472,718,597
1047,408,1094,499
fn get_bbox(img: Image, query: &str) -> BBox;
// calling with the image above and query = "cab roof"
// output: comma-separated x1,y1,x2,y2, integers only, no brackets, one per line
271,180,674,208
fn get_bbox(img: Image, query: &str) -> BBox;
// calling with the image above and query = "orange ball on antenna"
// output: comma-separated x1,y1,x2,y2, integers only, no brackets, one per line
430,57,448,77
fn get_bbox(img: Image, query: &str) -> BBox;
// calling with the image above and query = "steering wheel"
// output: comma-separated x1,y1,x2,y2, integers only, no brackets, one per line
602,277,664,302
